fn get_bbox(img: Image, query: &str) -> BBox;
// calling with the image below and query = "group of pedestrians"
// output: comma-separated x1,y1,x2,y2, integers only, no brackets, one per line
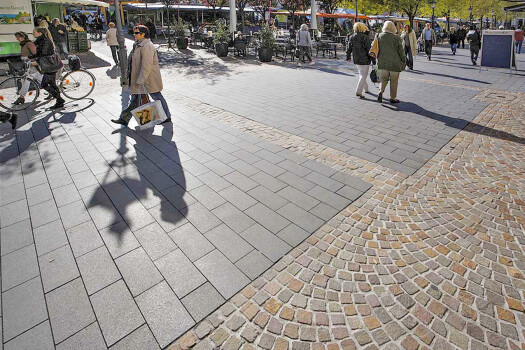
346,21,405,104
344,19,488,104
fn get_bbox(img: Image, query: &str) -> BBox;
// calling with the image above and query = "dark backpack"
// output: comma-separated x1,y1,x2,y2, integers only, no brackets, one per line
68,55,81,71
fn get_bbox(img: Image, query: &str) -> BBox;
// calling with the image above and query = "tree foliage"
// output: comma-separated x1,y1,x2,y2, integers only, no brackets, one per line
319,0,343,14
236,0,251,28
280,0,302,25
251,0,278,24
205,0,228,20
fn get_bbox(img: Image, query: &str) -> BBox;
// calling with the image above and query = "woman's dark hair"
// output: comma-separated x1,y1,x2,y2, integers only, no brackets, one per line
133,25,150,38
15,31,29,40
405,25,412,33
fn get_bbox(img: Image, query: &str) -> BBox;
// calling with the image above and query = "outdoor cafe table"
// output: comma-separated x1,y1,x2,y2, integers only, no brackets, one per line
320,40,338,58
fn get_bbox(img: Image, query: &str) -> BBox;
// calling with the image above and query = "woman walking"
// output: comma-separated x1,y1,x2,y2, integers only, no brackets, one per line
375,21,406,104
111,25,172,126
400,25,417,70
449,27,459,55
29,27,65,109
346,22,371,98
13,31,42,106
296,24,314,66
106,22,119,65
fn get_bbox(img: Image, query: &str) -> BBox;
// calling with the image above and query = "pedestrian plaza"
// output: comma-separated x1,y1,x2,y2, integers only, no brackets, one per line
0,42,524,350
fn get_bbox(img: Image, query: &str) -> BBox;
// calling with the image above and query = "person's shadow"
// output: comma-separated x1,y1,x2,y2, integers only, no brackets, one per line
383,101,525,145
89,122,187,241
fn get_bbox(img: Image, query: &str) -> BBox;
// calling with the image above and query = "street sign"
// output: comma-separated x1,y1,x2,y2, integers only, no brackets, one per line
480,30,516,74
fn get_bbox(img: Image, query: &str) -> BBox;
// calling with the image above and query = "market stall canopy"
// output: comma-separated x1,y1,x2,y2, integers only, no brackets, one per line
504,2,525,12
292,9,370,20
33,0,109,7
125,2,255,12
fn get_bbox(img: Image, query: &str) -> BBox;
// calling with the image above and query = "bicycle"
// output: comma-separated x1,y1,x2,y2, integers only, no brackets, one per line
0,59,96,111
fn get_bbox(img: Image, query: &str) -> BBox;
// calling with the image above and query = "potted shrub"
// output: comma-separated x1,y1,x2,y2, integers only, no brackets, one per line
258,24,275,62
213,20,230,57
174,18,189,50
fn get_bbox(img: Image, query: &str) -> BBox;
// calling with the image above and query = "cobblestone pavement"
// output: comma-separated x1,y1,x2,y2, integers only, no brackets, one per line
169,69,525,349
0,41,524,350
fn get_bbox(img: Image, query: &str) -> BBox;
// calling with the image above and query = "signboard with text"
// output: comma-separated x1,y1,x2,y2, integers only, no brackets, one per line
0,0,34,56
480,30,516,72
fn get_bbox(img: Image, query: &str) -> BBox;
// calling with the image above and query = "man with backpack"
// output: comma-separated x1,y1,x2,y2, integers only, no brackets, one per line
467,26,481,66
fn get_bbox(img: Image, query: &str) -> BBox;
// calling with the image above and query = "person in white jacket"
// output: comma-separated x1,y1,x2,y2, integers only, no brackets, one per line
400,25,417,70
106,22,119,65
296,24,314,66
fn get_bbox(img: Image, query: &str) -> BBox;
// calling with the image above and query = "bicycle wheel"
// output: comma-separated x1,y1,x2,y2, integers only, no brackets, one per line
60,69,95,100
0,76,40,111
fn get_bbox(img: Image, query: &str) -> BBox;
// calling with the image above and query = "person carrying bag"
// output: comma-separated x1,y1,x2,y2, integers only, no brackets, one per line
112,25,172,127
130,85,167,129
28,27,65,109
371,21,406,104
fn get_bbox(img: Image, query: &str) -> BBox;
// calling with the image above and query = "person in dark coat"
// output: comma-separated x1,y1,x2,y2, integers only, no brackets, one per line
457,26,467,49
94,16,104,40
29,27,65,109
49,18,68,58
347,22,372,98
467,26,481,65
449,27,459,55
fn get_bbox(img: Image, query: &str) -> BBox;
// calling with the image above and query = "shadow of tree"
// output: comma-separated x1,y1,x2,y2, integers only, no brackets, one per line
88,123,188,241
0,99,93,175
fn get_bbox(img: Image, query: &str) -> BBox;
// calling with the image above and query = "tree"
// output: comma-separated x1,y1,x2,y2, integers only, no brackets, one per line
280,0,302,27
340,0,388,15
236,0,251,29
319,0,343,14
160,0,175,48
383,0,426,28
204,0,228,20
251,0,278,24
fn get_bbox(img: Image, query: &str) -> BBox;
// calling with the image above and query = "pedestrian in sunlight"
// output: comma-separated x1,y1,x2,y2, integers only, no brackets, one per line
346,22,372,98
375,21,406,104
111,25,172,126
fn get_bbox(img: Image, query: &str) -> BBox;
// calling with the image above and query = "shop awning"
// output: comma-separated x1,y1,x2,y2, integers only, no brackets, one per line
33,0,109,8
316,12,371,20
504,2,525,12
125,3,255,12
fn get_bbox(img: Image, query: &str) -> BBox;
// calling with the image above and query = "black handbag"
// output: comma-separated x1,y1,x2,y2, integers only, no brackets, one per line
370,66,379,84
38,54,63,73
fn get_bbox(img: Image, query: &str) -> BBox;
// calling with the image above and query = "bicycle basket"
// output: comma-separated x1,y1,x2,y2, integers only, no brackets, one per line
7,60,27,76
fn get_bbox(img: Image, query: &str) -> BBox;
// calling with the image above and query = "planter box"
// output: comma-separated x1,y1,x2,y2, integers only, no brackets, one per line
258,47,273,62
215,43,228,57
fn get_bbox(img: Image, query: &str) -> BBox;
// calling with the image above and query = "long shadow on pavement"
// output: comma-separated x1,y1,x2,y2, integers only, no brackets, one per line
95,123,188,239
383,102,525,145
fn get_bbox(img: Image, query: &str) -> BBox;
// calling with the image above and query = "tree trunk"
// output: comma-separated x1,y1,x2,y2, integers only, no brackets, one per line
408,14,414,29
213,8,217,20
240,9,245,30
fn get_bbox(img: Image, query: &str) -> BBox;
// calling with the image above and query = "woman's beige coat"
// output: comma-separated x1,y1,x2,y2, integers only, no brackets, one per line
401,30,418,57
129,38,163,94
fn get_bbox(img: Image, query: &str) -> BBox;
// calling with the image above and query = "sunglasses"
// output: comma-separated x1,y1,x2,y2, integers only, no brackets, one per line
133,32,142,35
